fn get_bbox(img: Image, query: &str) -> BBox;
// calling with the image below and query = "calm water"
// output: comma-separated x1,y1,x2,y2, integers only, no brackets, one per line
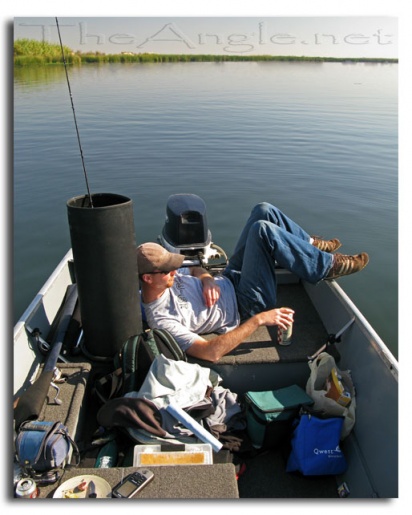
13,62,398,357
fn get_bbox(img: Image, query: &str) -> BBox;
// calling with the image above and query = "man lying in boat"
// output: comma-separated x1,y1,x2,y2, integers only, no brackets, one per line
137,202,369,363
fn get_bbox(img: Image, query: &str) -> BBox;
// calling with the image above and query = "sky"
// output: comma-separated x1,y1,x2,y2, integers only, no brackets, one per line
13,16,398,58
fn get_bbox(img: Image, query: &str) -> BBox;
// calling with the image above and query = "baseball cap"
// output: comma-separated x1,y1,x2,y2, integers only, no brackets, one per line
136,242,184,274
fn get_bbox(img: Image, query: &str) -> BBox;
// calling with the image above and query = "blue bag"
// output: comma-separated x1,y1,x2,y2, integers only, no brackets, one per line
15,420,80,483
286,414,347,476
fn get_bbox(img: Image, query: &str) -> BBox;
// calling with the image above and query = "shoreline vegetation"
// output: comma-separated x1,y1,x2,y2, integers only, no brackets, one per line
14,39,398,66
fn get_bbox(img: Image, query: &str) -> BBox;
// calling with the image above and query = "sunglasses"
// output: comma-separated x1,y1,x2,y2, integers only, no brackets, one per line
149,270,175,275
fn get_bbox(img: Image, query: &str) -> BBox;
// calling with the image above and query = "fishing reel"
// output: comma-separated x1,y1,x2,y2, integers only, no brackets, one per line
158,193,228,270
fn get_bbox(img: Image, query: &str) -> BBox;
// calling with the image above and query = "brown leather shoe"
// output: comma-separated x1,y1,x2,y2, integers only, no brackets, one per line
325,252,369,280
312,237,342,253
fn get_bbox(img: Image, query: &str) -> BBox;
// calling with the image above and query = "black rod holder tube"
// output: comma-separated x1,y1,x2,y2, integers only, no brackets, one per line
67,193,142,358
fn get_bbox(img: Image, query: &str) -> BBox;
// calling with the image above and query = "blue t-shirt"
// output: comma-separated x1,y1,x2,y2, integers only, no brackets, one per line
142,269,240,352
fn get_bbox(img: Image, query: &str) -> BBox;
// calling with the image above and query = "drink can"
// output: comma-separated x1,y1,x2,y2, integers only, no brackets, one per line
277,321,293,346
15,478,39,498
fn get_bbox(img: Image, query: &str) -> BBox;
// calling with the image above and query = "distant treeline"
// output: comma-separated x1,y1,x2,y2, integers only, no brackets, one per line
14,39,398,66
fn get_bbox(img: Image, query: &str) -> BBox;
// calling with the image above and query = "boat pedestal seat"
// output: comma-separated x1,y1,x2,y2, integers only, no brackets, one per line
189,283,329,393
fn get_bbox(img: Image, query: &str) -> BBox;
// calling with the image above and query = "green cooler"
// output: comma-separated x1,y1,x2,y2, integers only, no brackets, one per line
245,385,314,449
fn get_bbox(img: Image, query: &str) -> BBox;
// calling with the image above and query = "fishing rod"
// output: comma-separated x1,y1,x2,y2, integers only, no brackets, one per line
14,284,79,429
55,17,94,208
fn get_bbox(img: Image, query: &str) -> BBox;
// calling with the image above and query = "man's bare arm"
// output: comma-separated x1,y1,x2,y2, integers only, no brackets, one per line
186,307,294,363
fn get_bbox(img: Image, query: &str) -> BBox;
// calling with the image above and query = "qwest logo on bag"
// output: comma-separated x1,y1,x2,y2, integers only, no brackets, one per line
313,445,343,458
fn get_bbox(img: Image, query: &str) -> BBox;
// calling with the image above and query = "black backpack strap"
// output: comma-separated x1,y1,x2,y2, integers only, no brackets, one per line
143,330,161,357
92,367,123,404
153,328,187,362
120,334,141,395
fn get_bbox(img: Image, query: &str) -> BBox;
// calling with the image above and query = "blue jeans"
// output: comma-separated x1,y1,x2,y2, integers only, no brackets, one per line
223,203,334,320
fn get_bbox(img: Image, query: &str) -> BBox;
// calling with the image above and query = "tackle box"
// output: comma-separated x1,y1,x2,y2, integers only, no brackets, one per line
245,385,314,449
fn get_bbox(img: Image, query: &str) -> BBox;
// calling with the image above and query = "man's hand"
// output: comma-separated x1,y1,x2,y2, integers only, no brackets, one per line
189,267,221,307
256,307,294,329
201,276,221,307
